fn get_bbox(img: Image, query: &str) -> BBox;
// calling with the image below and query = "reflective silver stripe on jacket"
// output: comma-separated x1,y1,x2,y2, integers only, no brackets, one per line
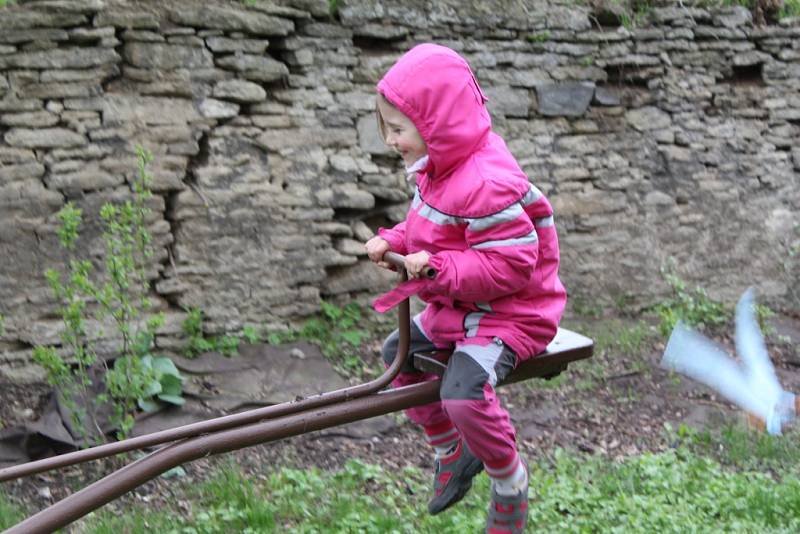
471,230,539,249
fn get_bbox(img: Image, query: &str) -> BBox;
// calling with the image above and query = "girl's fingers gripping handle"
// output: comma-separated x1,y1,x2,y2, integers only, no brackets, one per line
382,251,437,279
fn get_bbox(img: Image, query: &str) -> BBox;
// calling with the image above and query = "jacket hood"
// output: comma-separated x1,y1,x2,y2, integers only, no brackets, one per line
377,44,491,179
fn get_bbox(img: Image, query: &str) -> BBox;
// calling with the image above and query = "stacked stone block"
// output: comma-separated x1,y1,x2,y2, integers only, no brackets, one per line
0,0,798,382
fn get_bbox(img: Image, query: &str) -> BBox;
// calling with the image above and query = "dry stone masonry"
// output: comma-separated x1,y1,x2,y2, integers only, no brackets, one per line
0,0,798,382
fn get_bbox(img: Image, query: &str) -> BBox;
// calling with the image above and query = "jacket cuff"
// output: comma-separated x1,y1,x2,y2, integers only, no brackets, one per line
426,253,448,292
377,227,406,254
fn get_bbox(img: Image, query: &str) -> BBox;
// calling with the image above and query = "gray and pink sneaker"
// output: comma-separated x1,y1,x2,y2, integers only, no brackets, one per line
485,462,529,534
427,440,484,514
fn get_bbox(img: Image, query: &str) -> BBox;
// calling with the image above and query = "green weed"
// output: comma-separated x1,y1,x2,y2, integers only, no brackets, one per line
267,301,371,377
526,30,551,43
653,264,729,338
181,308,242,358
32,147,183,442
780,0,800,17
0,493,24,530
653,263,777,338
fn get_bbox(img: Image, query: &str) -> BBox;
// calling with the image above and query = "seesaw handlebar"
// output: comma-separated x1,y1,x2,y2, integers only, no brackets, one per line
0,253,420,484
382,251,437,279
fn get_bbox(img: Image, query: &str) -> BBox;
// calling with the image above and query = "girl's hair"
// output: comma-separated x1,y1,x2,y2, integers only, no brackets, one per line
375,92,390,144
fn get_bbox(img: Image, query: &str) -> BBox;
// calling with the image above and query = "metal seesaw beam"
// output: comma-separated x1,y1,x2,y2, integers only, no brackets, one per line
3,252,593,534
0,252,413,484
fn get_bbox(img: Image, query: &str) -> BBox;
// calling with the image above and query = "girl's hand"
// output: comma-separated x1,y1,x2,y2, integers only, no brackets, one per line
404,250,431,279
365,236,392,269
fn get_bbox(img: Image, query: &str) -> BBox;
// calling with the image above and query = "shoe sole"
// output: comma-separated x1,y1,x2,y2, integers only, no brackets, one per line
428,455,484,515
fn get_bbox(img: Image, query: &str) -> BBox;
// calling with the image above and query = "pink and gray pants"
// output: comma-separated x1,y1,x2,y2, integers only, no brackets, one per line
382,314,522,479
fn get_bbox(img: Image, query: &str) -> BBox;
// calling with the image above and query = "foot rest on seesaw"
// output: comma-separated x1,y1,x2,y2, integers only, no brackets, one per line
412,327,594,386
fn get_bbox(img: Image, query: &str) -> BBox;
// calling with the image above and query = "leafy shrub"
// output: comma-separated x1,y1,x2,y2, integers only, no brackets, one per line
32,147,184,442
653,265,729,337
136,355,186,412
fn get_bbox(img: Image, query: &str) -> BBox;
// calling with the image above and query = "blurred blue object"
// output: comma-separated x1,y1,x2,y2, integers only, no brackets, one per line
661,288,795,435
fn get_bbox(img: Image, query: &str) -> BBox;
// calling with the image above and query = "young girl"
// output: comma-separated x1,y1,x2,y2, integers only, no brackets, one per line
365,43,566,534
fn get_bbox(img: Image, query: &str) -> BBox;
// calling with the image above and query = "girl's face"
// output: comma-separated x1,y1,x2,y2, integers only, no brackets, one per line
376,95,427,166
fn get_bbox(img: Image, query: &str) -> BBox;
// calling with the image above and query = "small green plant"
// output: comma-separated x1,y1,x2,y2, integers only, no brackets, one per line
780,0,800,18
569,295,603,318
0,492,24,530
181,308,245,358
33,147,183,443
136,355,185,412
329,0,340,16
653,263,729,338
182,308,214,356
242,324,260,344
526,30,551,43
267,301,370,377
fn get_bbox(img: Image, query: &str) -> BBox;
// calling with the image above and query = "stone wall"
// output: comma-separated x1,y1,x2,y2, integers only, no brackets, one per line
0,0,798,381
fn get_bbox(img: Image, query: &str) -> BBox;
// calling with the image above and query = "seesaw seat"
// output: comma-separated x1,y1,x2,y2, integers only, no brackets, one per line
412,327,594,385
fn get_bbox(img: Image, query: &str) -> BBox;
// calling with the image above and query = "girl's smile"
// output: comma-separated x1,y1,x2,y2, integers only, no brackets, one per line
376,94,427,166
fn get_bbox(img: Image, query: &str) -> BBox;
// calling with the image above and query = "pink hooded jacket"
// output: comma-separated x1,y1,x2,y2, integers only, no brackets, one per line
374,44,566,360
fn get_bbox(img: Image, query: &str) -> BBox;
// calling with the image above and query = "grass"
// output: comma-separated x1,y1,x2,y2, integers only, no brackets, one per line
0,495,25,530
4,306,797,533
670,421,800,476
1,446,790,533
781,0,800,17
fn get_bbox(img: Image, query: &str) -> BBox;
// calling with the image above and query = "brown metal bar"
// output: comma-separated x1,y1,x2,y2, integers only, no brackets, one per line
384,250,436,279
4,251,594,534
3,380,442,534
0,253,412,483
4,331,595,534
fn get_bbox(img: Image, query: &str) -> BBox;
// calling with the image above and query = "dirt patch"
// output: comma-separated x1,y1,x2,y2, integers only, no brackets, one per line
1,311,799,529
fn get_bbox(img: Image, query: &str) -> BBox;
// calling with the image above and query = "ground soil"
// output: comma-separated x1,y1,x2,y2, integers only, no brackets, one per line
1,310,799,531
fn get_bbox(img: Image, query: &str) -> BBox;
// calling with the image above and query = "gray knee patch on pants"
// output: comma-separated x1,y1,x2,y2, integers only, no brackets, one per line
440,352,489,400
440,342,517,401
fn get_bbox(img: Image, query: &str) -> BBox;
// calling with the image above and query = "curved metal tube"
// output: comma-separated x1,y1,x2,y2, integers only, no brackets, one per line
3,380,442,534
0,254,413,483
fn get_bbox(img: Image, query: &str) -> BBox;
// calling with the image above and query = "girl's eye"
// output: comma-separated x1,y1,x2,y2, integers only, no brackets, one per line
392,128,402,135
